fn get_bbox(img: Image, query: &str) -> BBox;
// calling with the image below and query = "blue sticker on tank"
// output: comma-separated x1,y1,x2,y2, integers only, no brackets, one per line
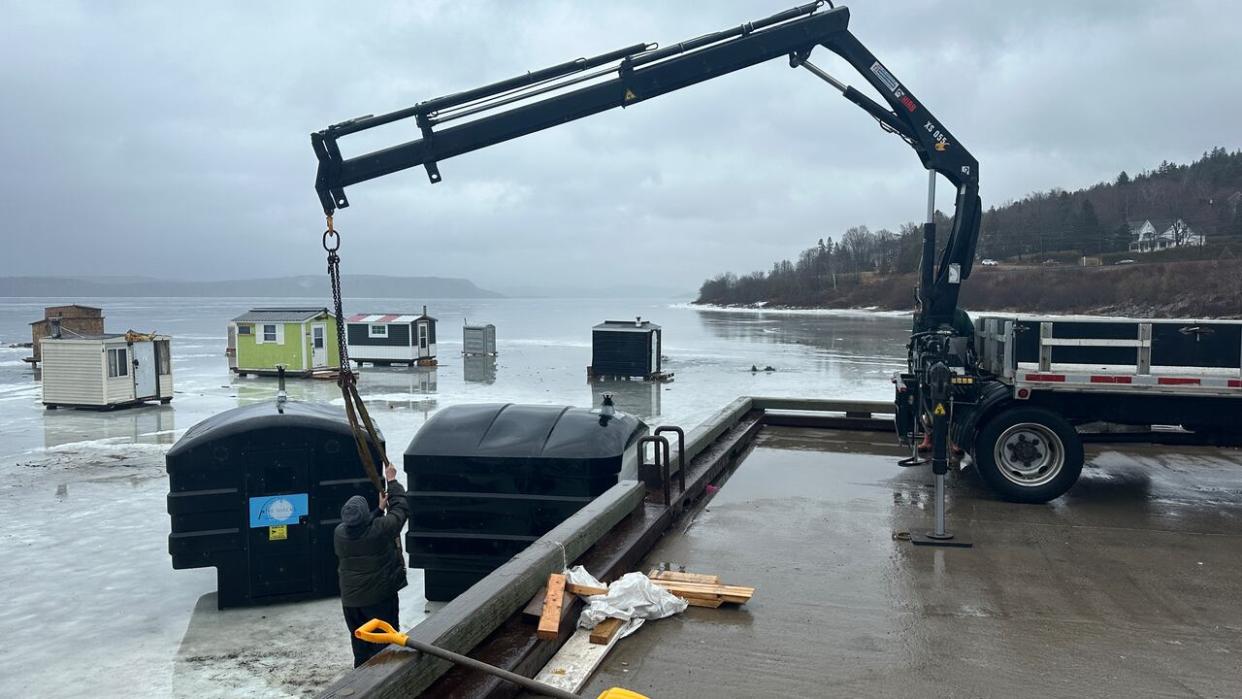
249,493,309,527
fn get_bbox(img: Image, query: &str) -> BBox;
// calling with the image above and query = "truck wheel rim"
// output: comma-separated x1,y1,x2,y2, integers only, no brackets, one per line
994,423,1063,487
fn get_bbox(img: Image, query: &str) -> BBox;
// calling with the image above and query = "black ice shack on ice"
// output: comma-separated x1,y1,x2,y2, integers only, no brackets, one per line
345,307,437,367
589,318,665,380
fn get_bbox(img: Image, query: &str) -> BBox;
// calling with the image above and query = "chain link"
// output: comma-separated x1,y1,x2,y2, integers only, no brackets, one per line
325,216,351,375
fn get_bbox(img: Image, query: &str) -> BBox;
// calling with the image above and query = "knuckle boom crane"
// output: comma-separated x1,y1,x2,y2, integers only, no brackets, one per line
312,1,982,541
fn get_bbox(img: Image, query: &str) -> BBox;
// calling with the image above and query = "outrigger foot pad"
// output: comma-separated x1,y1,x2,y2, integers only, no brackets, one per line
897,456,930,467
910,532,973,548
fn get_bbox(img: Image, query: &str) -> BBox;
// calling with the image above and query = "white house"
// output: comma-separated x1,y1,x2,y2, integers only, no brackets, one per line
1128,218,1205,253
42,333,173,409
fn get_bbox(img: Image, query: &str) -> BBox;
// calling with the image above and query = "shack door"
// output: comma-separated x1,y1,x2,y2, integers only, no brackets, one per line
650,331,659,373
245,448,313,599
311,324,327,367
132,341,157,399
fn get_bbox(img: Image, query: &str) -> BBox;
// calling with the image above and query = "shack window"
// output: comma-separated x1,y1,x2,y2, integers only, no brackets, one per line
237,324,252,335
157,340,172,375
369,324,388,338
418,323,428,350
108,348,128,377
263,324,278,343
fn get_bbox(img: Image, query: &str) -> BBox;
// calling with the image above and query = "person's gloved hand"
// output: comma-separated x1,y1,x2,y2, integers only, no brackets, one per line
378,491,389,511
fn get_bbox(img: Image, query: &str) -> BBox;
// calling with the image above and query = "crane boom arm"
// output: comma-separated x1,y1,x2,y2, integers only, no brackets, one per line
311,2,979,326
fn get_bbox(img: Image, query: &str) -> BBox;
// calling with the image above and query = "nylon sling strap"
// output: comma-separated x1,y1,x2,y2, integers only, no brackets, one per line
324,218,387,494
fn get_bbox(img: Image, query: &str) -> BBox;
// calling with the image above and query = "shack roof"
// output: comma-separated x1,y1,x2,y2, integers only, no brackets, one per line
41,333,126,341
348,313,436,324
594,320,661,332
41,333,169,343
232,307,329,323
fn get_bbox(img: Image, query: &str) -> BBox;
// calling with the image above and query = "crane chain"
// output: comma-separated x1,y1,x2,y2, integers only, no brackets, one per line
324,217,388,495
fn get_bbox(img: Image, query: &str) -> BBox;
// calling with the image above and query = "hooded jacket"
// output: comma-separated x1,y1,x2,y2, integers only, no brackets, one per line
334,479,409,607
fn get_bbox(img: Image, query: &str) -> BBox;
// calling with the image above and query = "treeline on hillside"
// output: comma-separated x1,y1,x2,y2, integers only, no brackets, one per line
698,148,1242,307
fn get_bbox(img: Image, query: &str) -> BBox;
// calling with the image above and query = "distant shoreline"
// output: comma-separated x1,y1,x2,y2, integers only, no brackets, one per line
691,260,1242,320
673,302,913,317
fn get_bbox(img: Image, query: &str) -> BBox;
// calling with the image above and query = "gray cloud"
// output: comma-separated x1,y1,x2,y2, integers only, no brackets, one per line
3,1,1241,291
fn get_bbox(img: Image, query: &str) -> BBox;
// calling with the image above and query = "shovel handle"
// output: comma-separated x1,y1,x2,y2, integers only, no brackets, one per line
354,618,408,646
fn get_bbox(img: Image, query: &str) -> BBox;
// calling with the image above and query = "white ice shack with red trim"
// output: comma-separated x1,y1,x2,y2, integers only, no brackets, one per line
345,307,437,366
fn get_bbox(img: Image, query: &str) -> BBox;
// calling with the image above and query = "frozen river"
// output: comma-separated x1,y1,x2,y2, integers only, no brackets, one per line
0,296,909,696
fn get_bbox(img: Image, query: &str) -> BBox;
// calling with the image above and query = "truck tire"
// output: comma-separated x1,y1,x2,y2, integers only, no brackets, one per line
973,407,1083,503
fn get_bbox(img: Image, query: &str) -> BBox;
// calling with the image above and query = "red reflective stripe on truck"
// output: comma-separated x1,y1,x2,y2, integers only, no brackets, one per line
1231,380,1242,388
1090,375,1132,384
1024,373,1065,382
1157,377,1200,385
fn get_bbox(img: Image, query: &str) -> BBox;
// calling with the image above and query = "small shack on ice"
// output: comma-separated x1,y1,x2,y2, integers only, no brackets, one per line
346,307,437,366
589,318,668,380
26,304,105,367
229,308,338,377
42,331,173,409
462,321,497,357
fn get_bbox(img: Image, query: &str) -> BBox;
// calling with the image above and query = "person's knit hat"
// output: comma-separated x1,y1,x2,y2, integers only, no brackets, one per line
341,495,370,527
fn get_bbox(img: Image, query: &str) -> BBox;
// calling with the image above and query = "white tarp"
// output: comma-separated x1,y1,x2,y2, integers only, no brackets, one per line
564,565,688,640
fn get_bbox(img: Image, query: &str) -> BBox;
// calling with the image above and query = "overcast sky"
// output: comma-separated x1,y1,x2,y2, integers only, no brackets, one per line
4,1,1241,294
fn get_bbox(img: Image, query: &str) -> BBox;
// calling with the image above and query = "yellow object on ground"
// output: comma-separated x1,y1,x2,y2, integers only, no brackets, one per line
597,689,650,698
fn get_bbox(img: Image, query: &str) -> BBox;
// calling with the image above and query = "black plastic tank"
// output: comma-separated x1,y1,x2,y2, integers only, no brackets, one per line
166,400,383,609
404,403,645,601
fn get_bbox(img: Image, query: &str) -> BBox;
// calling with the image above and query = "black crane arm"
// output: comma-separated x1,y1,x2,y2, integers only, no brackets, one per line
312,2,980,326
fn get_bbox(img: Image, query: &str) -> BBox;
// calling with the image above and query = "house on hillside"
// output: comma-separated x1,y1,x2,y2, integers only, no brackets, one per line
1128,218,1205,253
228,307,338,377
27,304,104,367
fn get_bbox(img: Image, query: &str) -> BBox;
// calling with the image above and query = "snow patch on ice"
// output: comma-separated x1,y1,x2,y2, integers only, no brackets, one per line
671,302,912,317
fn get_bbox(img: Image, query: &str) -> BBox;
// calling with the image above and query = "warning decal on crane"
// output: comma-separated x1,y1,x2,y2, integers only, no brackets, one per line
933,403,946,416
624,89,637,102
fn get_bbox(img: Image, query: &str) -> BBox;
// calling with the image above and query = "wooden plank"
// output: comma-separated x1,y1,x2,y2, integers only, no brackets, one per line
566,582,608,597
537,574,566,641
684,597,724,608
648,579,755,596
647,570,720,584
533,626,622,693
589,617,624,645
649,579,754,604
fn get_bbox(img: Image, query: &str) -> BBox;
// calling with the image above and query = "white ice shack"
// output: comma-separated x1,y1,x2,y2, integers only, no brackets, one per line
41,333,173,409
345,307,437,366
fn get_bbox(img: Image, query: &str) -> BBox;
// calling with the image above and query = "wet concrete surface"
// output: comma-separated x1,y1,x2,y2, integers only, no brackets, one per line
584,427,1242,698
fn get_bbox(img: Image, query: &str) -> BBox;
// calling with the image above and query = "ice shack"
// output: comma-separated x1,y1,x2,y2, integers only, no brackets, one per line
41,332,173,409
345,307,437,366
229,307,338,377
462,321,497,356
590,318,663,379
27,304,104,367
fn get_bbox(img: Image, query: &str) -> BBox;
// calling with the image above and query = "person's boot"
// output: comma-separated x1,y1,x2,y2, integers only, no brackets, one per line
917,433,932,452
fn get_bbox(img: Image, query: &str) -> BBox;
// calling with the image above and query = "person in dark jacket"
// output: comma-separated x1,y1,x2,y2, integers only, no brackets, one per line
335,463,410,667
